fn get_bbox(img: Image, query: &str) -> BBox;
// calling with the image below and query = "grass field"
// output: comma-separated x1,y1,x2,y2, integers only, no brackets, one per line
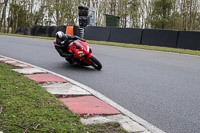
0,62,126,133
0,32,200,56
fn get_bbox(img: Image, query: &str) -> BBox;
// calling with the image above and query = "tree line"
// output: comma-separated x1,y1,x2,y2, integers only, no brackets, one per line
0,0,199,33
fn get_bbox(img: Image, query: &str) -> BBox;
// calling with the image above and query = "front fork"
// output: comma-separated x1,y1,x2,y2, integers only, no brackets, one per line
85,53,93,65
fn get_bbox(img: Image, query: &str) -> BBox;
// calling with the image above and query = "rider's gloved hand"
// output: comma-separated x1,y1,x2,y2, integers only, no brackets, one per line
80,39,86,42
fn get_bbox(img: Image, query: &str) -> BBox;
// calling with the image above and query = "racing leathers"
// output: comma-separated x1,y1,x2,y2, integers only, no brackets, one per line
54,34,85,59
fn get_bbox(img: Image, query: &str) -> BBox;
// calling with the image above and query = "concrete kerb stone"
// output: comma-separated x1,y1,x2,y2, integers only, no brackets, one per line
14,64,29,67
106,114,148,132
40,82,91,95
0,55,165,133
81,114,148,133
12,68,47,75
0,59,32,68
81,116,115,125
142,131,152,133
0,58,9,61
3,60,17,64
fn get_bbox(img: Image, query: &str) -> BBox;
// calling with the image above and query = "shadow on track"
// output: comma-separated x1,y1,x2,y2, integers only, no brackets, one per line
58,62,99,72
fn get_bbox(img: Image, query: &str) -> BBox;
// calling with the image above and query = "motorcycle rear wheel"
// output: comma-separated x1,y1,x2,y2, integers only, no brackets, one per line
65,58,73,64
89,56,102,70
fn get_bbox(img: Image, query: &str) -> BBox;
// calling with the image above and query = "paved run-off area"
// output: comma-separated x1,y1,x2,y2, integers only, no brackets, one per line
0,56,163,133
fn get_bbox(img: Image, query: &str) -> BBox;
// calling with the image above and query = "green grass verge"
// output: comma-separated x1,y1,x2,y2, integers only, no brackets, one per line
1,32,199,56
0,32,54,40
86,40,200,56
0,62,127,133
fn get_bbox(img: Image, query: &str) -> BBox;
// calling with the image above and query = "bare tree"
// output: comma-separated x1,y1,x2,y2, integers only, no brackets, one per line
0,0,8,32
1,0,200,33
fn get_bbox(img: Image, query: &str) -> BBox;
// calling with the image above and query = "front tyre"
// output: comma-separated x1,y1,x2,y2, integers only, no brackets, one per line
89,56,102,70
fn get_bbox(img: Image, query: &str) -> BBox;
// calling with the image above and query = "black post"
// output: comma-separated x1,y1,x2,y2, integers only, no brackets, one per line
78,5,89,28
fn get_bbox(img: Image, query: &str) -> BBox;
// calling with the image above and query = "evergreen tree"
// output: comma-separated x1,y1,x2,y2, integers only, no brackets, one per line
147,0,175,29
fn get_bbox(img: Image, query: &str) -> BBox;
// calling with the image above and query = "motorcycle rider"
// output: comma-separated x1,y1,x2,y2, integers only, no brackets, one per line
54,31,85,60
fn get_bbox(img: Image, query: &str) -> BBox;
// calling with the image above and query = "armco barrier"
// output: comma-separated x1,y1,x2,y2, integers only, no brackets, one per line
52,26,66,37
14,27,21,34
177,31,200,50
109,28,142,44
14,27,30,35
57,26,66,33
141,29,179,48
46,26,56,37
84,26,111,41
35,26,46,36
30,26,37,36
17,26,77,37
22,27,31,35
52,26,59,37
73,26,80,36
15,25,200,51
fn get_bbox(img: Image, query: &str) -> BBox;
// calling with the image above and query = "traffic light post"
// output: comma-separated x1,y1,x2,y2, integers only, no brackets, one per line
78,4,96,38
78,5,88,38
78,5,89,28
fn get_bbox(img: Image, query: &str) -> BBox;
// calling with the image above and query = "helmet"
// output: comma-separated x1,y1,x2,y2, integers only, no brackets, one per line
56,31,66,44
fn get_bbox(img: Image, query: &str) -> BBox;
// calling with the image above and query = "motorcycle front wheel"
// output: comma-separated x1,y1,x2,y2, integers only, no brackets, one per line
89,56,102,70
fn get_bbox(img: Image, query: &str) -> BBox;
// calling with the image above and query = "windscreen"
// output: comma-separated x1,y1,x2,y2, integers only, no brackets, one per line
74,40,82,49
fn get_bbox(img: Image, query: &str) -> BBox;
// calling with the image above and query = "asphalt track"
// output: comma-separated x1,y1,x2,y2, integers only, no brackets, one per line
1,35,200,133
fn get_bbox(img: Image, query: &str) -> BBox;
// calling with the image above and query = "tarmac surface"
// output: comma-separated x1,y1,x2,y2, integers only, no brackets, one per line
1,35,200,133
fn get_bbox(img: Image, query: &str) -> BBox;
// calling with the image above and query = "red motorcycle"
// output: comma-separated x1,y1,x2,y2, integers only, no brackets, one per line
54,39,102,70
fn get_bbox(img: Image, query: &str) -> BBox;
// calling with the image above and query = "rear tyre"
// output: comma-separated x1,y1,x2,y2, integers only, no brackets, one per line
65,58,73,64
89,56,102,70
